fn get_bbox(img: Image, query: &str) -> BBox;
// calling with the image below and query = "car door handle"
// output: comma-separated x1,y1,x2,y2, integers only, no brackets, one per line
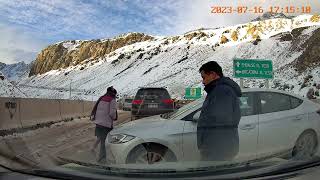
240,124,256,130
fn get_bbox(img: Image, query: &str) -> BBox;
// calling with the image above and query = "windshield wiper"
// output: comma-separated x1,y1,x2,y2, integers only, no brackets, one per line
160,112,168,119
160,112,175,119
245,156,320,179
17,156,320,180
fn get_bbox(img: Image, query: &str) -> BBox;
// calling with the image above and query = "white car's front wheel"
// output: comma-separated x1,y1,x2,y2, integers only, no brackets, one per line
292,130,318,160
126,144,176,164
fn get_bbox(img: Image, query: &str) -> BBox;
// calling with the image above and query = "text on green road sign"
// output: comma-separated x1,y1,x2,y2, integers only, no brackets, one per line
185,87,202,99
233,59,273,79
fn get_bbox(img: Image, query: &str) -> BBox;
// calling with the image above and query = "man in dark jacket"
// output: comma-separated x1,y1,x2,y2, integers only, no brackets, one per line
197,61,242,161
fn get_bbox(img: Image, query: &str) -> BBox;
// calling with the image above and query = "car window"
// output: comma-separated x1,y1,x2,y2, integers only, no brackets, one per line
181,93,254,120
291,96,303,109
240,93,255,116
170,97,204,120
135,88,170,100
259,92,291,114
193,110,201,120
182,108,201,121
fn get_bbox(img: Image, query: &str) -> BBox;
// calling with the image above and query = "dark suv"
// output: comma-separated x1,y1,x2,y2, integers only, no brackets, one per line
131,87,174,120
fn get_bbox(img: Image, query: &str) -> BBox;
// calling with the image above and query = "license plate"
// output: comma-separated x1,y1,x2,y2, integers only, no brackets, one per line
148,104,158,108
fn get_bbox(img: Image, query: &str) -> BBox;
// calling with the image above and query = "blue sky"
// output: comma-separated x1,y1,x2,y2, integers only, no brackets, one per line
0,0,318,64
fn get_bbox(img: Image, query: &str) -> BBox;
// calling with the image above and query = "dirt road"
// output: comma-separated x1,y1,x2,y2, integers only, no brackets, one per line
0,110,132,169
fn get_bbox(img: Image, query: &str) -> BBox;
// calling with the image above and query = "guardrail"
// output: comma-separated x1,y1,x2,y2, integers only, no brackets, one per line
17,84,88,93
0,97,95,132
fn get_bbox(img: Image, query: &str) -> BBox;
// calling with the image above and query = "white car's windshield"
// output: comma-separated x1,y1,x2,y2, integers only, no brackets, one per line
167,97,204,119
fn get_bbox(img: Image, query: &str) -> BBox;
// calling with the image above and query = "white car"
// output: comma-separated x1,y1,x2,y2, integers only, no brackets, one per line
106,88,320,164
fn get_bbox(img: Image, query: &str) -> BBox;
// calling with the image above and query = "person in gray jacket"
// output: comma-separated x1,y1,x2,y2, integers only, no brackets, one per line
91,86,118,163
197,61,242,161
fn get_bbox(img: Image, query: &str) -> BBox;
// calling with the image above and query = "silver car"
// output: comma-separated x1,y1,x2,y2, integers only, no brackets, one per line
106,88,320,164
122,98,133,111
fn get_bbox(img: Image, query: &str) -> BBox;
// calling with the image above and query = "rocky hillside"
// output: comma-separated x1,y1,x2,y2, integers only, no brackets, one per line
288,27,320,72
29,33,154,76
252,12,293,22
9,14,320,100
29,14,320,77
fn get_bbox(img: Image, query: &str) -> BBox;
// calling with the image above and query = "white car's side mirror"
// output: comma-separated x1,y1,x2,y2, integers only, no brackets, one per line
192,111,201,122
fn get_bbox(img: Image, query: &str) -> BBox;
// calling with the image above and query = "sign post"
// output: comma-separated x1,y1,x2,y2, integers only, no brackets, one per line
240,78,244,89
265,79,269,88
233,59,273,88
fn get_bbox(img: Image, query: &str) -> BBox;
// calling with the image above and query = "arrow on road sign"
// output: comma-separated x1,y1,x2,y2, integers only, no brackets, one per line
233,59,273,79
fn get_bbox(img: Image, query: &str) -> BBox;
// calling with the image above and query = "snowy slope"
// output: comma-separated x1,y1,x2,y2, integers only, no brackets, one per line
0,61,31,82
13,14,320,100
0,71,26,97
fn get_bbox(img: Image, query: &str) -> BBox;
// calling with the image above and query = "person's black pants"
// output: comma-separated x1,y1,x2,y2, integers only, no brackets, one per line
98,136,107,162
95,125,112,162
198,128,239,161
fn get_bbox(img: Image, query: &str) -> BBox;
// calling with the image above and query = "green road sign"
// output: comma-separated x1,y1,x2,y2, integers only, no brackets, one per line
233,59,273,79
185,87,202,99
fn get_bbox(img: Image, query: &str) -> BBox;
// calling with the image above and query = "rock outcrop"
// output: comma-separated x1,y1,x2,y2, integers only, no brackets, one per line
29,33,154,76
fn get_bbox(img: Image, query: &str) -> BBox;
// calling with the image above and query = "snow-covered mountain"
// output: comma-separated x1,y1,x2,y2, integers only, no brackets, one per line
0,62,6,69
29,33,154,76
0,71,26,97
252,12,293,22
0,61,31,82
6,14,320,100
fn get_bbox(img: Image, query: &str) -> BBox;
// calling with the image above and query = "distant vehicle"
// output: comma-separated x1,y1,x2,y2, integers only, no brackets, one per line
131,87,175,120
122,98,133,111
107,88,320,164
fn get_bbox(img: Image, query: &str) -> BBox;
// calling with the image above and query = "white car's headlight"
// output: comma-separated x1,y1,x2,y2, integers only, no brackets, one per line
108,134,135,144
